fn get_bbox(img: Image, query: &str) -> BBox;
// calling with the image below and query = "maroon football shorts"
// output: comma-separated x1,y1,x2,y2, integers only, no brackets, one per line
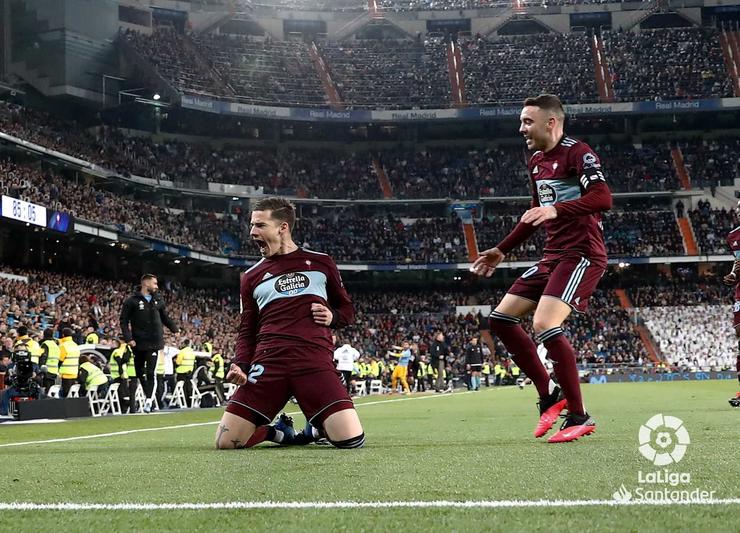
507,255,606,313
733,301,740,328
226,346,354,427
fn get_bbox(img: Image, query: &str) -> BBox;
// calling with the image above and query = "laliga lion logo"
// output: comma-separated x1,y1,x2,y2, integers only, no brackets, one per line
638,413,690,466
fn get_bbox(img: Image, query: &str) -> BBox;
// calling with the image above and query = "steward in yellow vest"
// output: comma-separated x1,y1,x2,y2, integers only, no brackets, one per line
78,355,110,396
58,328,80,397
38,329,60,392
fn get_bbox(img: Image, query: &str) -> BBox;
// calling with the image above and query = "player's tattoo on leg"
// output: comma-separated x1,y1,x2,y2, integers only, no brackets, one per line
230,439,243,449
216,423,230,448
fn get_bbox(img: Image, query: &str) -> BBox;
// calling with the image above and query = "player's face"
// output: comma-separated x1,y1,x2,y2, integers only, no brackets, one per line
519,106,551,151
250,210,285,257
143,278,158,294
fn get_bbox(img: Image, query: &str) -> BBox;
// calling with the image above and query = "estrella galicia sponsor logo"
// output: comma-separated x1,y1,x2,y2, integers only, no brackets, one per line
538,183,556,205
275,273,310,296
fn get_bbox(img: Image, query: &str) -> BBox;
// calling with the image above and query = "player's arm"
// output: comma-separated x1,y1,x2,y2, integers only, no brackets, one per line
229,274,258,383
723,251,740,285
472,206,538,277
553,147,612,219
158,302,179,334
316,258,355,328
119,298,134,343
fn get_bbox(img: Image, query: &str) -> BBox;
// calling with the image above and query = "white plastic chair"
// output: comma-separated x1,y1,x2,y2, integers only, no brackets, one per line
132,383,147,413
100,383,122,416
67,383,81,398
352,381,367,396
169,380,188,409
369,380,383,395
47,385,61,398
86,385,101,417
224,383,237,400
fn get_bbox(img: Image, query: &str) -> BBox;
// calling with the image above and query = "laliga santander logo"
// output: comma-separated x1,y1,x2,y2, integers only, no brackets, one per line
638,413,690,466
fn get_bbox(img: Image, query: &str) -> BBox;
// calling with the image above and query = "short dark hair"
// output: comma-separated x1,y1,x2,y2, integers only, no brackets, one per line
252,197,296,231
43,328,54,340
62,327,73,338
17,325,28,337
523,94,565,120
141,274,157,283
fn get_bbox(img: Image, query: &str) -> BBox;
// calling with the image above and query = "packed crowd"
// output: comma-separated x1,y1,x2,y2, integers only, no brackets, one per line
0,100,691,199
319,39,451,109
475,209,685,261
603,210,685,257
689,202,736,255
461,33,598,106
640,305,736,371
6,263,736,410
628,274,727,308
0,267,238,358
0,153,719,263
602,28,733,102
680,137,740,189
297,215,468,263
121,26,735,109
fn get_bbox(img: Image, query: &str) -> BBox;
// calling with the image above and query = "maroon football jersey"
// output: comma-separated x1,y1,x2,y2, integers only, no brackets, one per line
727,226,740,300
233,248,354,368
528,136,609,263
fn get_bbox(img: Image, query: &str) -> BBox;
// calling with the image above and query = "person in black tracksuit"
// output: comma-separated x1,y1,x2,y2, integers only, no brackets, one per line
430,332,450,392
119,274,178,412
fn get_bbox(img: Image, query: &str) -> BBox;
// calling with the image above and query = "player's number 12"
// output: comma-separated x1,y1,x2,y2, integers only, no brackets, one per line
247,364,265,384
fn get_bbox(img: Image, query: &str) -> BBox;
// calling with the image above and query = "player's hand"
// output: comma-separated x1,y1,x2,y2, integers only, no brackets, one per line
470,247,505,278
128,340,136,348
311,303,334,326
520,206,557,226
225,364,247,386
723,272,737,286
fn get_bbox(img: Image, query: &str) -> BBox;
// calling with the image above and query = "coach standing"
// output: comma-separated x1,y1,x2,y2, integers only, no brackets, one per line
119,274,179,413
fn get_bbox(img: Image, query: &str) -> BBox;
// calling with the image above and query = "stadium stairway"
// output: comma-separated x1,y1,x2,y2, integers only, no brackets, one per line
614,289,661,364
446,40,467,107
371,157,394,199
670,146,692,190
728,31,740,94
677,217,699,256
182,35,235,96
719,29,740,96
590,34,615,103
308,43,344,110
456,209,480,262
368,0,384,19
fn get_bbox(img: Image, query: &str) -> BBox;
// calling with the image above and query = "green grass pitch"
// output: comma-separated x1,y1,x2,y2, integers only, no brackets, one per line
1,381,738,532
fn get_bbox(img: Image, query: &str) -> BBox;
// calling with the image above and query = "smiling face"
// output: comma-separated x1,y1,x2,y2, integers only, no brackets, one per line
250,209,289,258
519,105,557,151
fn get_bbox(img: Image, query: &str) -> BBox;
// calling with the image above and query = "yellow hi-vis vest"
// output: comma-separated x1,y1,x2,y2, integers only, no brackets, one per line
175,347,195,374
110,345,128,380
85,332,99,345
58,336,80,379
211,353,224,379
15,336,42,364
42,339,60,376
80,361,108,388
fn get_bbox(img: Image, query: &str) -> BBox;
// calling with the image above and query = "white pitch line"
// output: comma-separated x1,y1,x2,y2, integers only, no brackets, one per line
1,499,739,511
0,391,471,449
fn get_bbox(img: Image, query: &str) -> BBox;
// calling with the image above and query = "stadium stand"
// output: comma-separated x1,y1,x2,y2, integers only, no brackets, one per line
462,33,598,105
689,203,736,255
318,39,451,109
602,28,733,102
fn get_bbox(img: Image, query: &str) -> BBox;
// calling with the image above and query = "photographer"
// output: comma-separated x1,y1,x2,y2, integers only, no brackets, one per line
0,345,42,417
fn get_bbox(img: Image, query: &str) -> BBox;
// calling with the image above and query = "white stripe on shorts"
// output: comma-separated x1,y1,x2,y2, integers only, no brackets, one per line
561,257,590,304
